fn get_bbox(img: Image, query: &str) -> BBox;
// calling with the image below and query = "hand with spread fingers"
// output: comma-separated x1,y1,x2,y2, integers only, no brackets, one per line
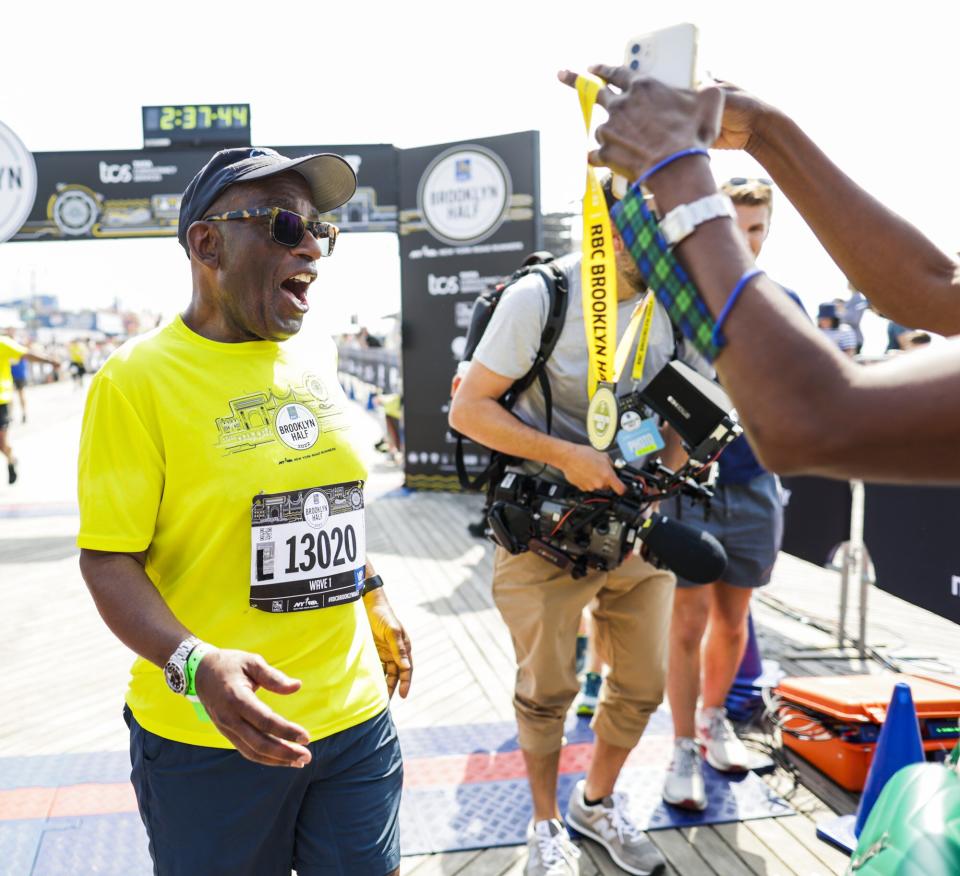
194,648,313,768
557,64,724,182
364,588,413,699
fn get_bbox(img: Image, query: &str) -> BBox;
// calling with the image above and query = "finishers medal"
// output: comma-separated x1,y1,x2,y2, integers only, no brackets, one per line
586,382,618,451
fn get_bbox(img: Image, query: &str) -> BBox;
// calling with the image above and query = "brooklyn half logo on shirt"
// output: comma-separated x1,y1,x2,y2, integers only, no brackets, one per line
214,372,346,455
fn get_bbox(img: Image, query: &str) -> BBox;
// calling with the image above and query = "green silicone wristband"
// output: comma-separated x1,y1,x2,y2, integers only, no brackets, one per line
185,642,215,722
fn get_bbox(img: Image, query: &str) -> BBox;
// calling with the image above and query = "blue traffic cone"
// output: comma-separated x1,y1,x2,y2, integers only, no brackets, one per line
818,680,926,854
854,681,925,836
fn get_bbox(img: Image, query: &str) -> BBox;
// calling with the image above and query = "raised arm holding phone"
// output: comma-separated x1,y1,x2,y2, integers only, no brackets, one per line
558,65,960,484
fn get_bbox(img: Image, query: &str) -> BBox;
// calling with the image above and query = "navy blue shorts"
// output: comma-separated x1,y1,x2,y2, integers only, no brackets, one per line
126,706,402,876
662,472,784,589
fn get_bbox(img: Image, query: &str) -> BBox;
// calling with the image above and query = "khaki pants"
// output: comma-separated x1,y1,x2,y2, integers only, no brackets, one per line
493,547,675,755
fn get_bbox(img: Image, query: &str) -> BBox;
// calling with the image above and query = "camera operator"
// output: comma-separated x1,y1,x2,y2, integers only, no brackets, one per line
449,178,710,876
558,66,960,484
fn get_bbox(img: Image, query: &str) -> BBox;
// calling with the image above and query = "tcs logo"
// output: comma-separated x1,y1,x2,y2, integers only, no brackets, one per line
428,274,460,296
99,162,133,184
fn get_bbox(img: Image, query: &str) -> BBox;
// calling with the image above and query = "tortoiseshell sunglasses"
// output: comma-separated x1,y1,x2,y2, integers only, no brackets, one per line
202,207,339,256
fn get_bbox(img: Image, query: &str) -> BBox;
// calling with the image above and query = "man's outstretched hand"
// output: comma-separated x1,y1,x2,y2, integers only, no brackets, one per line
557,65,724,182
194,648,312,768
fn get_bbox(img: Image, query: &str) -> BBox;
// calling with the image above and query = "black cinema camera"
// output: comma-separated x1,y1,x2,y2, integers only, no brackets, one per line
485,360,742,581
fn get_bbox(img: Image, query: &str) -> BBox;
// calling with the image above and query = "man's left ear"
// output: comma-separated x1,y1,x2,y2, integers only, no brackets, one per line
612,229,624,253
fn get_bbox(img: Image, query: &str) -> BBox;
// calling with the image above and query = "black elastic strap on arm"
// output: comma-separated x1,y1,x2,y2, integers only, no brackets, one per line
361,574,384,596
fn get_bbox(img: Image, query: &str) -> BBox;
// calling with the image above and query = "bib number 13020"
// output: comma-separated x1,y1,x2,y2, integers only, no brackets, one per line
284,525,359,574
250,481,366,614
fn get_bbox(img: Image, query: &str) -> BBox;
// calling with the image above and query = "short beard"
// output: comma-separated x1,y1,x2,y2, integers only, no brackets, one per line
616,251,645,294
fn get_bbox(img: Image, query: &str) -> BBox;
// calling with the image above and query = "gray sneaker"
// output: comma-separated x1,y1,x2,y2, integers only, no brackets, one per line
525,819,580,876
565,780,665,875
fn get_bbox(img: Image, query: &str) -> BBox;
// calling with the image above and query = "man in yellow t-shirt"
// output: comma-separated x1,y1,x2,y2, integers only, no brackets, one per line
77,147,412,876
1,330,59,484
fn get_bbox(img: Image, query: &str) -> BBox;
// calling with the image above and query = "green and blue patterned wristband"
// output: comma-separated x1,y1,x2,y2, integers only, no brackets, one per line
611,181,721,362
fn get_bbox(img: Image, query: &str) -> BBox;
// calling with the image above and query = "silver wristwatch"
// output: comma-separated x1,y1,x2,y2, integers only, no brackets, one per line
659,193,736,248
163,635,200,695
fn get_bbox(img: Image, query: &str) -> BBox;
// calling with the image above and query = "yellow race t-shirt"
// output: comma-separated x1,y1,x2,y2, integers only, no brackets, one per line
0,336,27,405
77,315,388,747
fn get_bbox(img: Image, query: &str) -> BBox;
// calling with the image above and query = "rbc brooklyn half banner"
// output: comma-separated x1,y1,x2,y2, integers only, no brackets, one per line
398,131,541,490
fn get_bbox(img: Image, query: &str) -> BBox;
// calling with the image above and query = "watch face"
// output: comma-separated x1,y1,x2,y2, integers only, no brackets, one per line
164,661,186,695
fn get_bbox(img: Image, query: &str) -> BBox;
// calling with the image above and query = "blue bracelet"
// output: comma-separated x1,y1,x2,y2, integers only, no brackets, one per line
711,268,764,349
637,147,710,185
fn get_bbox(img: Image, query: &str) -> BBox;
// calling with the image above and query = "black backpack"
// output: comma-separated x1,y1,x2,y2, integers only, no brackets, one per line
453,251,569,491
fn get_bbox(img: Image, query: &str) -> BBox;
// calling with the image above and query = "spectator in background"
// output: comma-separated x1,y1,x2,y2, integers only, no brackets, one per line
838,284,869,353
886,320,910,352
0,331,59,483
68,338,88,388
358,326,383,348
661,177,796,811
897,329,932,351
10,352,27,424
816,303,857,357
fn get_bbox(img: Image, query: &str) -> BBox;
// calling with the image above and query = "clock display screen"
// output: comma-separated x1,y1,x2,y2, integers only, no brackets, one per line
142,104,251,147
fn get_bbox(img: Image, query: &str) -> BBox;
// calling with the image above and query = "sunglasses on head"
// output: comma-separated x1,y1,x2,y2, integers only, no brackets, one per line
202,206,339,256
726,177,773,187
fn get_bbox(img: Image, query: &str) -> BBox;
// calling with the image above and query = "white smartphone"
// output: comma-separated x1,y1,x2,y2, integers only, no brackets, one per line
612,23,699,197
624,22,698,89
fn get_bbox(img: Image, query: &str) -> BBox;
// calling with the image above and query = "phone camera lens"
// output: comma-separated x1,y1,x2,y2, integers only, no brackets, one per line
630,44,640,54
629,60,639,70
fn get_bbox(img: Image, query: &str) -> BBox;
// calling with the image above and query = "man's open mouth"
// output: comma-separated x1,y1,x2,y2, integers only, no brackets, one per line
281,272,315,307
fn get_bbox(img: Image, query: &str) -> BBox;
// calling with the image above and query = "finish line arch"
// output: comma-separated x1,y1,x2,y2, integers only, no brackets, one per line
6,131,542,489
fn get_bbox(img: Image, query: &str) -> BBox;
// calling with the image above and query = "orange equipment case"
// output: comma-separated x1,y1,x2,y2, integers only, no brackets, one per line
774,673,960,791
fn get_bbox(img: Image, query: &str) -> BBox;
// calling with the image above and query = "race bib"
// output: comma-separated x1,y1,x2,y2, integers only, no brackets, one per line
250,480,366,613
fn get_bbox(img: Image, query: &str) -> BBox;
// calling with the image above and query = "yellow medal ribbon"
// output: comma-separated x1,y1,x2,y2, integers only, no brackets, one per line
613,291,656,383
585,292,654,451
576,75,618,400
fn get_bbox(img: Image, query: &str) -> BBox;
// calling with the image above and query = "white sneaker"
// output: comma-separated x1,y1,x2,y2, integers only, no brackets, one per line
662,737,707,811
525,818,580,876
698,706,750,773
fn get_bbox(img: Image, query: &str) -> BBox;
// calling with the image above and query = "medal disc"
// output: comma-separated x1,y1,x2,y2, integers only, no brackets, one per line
586,383,618,450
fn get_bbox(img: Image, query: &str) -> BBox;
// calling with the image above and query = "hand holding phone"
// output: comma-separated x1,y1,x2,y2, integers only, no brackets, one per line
612,23,699,196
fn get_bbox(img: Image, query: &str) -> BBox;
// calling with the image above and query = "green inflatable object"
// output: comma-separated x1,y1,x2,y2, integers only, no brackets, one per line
847,755,960,875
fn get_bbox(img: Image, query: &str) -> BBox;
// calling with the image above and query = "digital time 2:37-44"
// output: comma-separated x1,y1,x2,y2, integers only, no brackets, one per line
158,104,249,130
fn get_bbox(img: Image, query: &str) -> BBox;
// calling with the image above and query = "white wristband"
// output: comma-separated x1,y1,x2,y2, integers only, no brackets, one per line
659,193,736,249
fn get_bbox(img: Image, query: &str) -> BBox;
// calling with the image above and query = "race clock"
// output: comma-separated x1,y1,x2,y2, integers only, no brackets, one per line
142,104,251,148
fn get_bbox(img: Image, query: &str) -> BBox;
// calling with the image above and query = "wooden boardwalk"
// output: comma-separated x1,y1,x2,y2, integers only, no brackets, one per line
1,382,958,875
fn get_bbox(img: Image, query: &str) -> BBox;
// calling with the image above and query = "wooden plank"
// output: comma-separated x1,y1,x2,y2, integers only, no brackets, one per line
401,849,483,874
444,845,526,876
376,501,516,712
399,854,429,874
712,821,799,875
778,812,853,876
745,817,838,875
681,826,757,876
649,828,719,874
